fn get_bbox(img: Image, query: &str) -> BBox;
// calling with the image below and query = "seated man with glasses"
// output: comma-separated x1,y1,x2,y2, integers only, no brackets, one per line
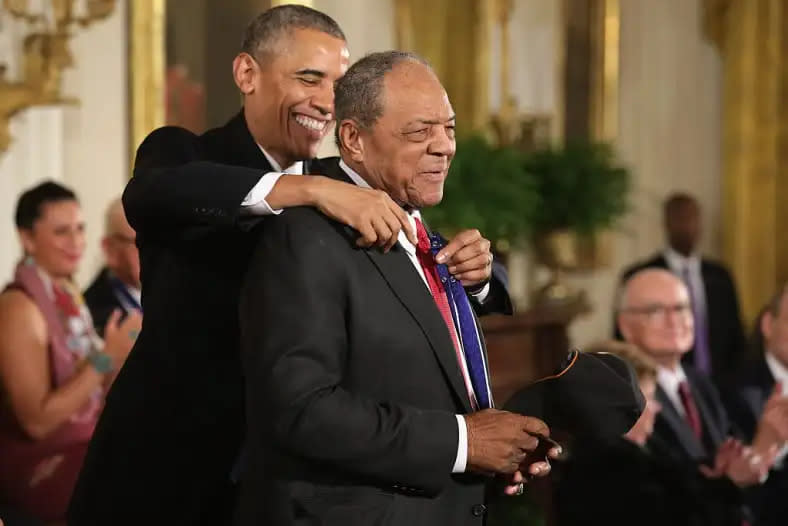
84,198,142,336
616,269,786,523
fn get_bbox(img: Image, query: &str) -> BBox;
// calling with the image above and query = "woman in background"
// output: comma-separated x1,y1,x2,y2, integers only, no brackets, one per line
0,182,140,525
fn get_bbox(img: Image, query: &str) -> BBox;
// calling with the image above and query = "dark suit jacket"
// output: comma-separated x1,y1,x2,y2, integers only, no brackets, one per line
83,267,127,337
553,437,744,526
723,356,788,526
69,113,275,526
237,158,489,526
617,253,746,384
649,366,732,465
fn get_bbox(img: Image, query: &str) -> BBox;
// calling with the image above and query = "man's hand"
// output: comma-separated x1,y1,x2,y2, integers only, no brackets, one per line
310,177,416,251
435,229,493,287
464,409,552,475
700,437,777,486
699,437,741,479
753,382,788,451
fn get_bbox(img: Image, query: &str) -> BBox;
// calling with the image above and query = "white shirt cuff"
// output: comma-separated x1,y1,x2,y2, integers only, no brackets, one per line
469,282,490,303
240,172,285,215
452,414,468,473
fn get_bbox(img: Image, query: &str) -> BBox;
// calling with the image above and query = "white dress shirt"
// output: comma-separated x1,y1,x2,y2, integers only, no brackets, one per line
657,363,690,418
240,146,304,215
340,159,492,474
764,352,788,467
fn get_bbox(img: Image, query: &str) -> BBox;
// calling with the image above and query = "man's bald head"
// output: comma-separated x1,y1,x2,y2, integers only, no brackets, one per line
617,268,695,366
102,198,140,289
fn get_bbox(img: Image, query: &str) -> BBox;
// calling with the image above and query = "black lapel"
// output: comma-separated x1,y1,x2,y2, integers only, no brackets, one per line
219,110,275,171
315,157,473,411
656,386,707,459
365,248,473,412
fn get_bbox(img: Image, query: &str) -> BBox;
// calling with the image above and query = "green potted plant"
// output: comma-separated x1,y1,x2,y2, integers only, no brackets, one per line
523,142,631,303
423,135,539,251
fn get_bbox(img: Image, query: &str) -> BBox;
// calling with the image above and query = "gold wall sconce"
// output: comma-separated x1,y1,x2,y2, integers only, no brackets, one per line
0,0,117,153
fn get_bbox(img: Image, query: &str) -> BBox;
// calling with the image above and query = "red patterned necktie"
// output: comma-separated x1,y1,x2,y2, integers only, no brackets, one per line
413,218,477,409
678,381,703,441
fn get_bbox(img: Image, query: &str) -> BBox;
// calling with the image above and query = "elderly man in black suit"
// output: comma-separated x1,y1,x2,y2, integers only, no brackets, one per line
70,6,512,526
237,51,556,526
617,269,784,523
617,194,745,385
724,283,788,526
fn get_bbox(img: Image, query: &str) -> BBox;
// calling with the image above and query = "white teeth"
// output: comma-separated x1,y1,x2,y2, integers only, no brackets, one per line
294,115,327,131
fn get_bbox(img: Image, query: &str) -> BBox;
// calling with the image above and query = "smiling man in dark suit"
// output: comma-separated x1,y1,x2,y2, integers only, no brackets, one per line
237,51,554,526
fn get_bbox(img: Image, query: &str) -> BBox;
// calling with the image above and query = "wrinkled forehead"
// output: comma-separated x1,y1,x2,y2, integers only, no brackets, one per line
380,63,454,124
628,276,690,308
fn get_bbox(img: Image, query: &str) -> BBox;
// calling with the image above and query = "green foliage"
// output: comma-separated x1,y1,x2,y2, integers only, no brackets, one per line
524,142,631,235
423,135,539,244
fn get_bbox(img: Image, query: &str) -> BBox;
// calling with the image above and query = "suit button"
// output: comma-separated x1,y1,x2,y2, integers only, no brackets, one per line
471,504,487,517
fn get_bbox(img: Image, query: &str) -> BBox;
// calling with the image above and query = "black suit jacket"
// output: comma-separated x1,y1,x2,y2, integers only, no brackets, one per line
649,366,732,465
69,112,275,526
83,267,127,337
237,158,489,526
617,253,746,384
723,356,788,526
553,437,744,526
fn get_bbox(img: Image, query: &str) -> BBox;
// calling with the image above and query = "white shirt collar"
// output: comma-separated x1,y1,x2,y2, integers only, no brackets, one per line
257,144,303,174
338,159,420,256
664,247,701,273
765,352,788,394
657,363,689,413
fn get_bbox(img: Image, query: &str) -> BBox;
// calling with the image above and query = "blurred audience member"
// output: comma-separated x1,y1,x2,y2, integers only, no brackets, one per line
616,270,784,520
84,199,141,336
724,282,788,526
0,182,140,524
556,340,747,526
617,193,745,384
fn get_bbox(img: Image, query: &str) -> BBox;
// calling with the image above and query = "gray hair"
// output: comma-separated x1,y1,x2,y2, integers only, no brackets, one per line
334,50,431,148
240,5,345,61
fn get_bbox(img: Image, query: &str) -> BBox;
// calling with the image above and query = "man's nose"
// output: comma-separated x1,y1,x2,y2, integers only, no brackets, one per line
428,126,455,157
312,84,334,116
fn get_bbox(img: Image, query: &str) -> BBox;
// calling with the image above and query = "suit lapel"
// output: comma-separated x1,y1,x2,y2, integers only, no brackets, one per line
656,386,707,459
365,248,473,413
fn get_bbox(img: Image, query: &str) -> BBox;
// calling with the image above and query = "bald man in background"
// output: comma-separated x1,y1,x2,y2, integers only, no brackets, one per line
84,198,142,336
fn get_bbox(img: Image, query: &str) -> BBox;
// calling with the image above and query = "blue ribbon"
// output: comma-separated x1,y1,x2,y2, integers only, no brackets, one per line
428,232,493,410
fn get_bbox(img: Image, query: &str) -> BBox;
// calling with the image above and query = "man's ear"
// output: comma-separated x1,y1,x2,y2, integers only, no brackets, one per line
233,53,257,95
338,120,365,162
762,311,774,343
617,313,633,342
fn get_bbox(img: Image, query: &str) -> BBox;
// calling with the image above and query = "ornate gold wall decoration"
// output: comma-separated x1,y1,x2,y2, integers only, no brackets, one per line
0,0,117,153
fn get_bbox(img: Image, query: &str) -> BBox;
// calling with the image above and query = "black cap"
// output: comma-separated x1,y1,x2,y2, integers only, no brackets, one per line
502,350,645,440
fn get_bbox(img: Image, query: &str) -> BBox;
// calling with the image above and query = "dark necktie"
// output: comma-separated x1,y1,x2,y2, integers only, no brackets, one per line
414,218,478,409
678,381,703,441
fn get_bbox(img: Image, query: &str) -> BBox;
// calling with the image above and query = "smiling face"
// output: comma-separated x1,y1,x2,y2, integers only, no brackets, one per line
341,61,456,208
19,199,85,279
234,28,349,167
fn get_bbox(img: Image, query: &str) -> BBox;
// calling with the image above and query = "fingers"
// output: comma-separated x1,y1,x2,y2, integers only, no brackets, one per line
503,470,524,496
448,253,491,276
389,201,416,246
527,461,551,478
369,216,394,250
436,229,482,264
521,417,549,438
447,238,491,270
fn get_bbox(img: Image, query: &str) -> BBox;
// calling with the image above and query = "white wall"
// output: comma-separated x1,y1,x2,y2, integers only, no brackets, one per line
0,1,128,288
567,0,723,347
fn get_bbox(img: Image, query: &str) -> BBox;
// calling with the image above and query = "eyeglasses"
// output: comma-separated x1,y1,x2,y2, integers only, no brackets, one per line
621,303,692,322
